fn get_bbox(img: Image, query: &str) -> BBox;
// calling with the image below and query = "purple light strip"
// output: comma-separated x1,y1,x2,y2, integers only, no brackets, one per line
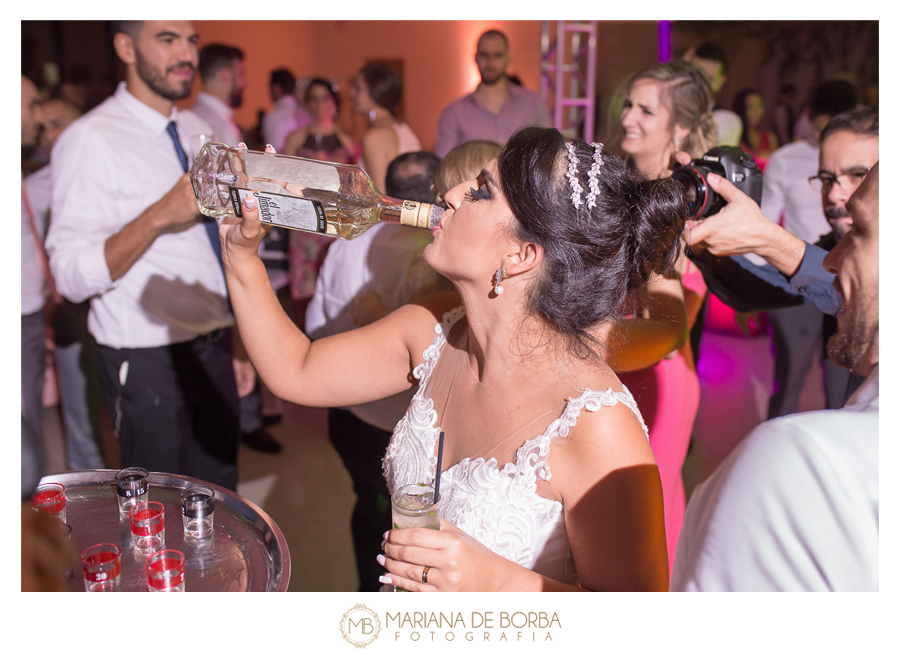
658,20,672,63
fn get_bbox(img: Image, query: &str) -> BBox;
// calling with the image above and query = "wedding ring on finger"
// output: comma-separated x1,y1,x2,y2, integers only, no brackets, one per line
422,565,431,585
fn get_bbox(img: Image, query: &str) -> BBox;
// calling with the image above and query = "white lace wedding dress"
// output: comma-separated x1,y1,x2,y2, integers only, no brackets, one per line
382,307,649,585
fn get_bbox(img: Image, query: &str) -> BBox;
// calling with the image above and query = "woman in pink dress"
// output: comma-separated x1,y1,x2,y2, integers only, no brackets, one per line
617,61,715,574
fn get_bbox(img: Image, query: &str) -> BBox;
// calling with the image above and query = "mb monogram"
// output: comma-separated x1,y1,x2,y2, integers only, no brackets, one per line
340,604,382,648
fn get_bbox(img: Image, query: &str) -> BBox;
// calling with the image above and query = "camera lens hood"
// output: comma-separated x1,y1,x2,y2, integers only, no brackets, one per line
671,166,714,219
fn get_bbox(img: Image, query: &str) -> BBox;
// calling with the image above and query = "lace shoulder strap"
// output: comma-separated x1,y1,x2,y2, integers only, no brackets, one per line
413,305,466,385
516,385,649,482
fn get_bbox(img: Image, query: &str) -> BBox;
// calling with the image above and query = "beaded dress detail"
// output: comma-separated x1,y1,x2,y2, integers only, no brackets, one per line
382,307,649,583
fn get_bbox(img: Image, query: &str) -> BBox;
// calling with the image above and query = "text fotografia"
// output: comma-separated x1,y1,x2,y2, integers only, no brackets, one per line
387,611,561,642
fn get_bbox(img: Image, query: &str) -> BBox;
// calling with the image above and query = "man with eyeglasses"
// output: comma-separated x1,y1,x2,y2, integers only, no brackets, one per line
812,107,878,241
806,108,878,406
758,82,858,419
685,108,877,337
672,163,879,591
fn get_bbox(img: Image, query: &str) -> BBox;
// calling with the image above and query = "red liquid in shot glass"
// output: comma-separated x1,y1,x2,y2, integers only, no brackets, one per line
147,553,185,590
130,508,165,536
83,551,122,582
31,486,66,515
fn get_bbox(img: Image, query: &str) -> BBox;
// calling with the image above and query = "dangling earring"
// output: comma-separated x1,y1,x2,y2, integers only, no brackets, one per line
493,268,505,296
673,135,683,152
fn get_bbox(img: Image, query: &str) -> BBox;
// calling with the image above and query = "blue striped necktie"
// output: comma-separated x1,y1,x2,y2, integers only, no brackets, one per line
165,121,224,272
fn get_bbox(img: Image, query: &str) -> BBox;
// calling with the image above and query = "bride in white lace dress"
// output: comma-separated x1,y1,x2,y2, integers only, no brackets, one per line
221,127,688,591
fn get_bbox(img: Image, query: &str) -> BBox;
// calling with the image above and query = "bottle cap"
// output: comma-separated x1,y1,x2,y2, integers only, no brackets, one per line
399,201,439,230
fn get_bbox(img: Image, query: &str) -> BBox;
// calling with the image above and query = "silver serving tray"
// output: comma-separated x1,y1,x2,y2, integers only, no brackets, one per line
41,470,290,592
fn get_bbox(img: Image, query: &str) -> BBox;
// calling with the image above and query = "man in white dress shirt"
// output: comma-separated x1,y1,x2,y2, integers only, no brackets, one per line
191,43,245,148
26,97,108,472
45,20,249,490
22,74,47,494
671,163,879,591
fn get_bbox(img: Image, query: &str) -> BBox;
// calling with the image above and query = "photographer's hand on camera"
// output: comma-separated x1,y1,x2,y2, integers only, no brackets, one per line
686,171,807,278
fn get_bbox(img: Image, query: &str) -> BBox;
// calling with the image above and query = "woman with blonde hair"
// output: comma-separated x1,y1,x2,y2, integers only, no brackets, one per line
620,61,718,180
432,140,503,207
617,61,714,574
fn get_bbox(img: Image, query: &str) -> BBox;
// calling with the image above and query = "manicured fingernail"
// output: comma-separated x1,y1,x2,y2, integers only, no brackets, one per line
376,554,386,566
266,144,274,151
383,531,390,540
243,196,257,210
378,575,392,584
238,142,247,149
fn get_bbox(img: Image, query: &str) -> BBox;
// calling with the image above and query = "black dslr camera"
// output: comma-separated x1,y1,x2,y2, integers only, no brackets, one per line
671,146,763,219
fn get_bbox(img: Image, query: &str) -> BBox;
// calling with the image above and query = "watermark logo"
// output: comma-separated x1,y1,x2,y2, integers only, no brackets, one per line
340,604,382,648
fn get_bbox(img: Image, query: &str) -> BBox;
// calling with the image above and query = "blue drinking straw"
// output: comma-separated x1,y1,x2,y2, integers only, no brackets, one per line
433,432,445,504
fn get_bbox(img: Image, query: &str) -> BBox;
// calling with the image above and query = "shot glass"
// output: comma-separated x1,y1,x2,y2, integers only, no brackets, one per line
390,484,440,592
115,467,149,518
181,486,215,542
81,543,122,592
146,549,186,592
31,483,66,523
129,501,165,554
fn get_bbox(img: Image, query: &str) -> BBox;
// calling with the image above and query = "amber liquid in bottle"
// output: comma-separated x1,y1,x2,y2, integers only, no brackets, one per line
190,142,442,240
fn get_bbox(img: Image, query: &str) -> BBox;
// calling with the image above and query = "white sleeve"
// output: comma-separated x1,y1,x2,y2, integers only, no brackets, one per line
304,263,330,340
759,151,787,224
671,414,878,591
45,123,118,303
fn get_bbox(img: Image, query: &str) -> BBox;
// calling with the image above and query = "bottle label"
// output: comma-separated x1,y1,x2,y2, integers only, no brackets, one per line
229,187,327,234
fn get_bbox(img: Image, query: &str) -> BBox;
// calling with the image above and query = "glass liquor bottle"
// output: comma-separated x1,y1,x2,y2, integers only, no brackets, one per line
189,142,443,240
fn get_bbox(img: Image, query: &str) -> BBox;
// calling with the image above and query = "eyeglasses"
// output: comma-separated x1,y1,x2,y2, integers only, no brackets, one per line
808,168,870,194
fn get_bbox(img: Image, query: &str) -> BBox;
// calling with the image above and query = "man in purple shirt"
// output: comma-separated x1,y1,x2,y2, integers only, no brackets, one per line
434,29,552,158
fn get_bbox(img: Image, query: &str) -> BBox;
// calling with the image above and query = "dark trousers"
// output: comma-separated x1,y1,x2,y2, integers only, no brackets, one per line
327,408,393,592
767,300,823,419
96,331,240,491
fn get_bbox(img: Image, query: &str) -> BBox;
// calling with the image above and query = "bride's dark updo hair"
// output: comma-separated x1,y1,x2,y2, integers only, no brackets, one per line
497,126,686,359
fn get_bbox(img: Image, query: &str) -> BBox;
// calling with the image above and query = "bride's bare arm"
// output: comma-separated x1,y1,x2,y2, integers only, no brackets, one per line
220,194,449,408
549,403,669,591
